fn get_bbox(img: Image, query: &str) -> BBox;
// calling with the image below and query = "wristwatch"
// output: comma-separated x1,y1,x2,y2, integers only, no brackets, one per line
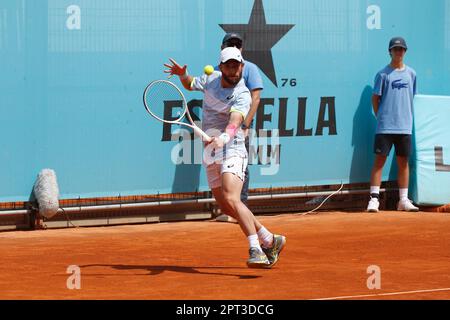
241,123,248,130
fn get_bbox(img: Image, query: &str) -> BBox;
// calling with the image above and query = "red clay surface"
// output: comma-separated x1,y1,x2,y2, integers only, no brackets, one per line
0,211,449,300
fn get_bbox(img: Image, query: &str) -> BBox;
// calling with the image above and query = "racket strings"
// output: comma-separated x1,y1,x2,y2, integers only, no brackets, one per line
144,81,186,122
143,79,211,141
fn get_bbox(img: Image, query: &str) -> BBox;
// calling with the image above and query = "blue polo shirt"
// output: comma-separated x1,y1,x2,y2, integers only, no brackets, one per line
373,65,417,134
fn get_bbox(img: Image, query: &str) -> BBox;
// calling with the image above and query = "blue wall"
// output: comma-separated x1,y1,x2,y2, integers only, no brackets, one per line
1,0,449,201
411,95,450,206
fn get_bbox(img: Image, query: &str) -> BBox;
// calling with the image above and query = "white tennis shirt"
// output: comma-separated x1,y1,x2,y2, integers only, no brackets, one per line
191,71,251,161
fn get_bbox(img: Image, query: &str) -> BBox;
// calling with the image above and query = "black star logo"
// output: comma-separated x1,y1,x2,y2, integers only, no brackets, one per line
219,0,295,87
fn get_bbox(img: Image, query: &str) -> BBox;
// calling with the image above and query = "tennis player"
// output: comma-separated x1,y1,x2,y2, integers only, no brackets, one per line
164,47,286,268
218,33,264,207
214,33,264,223
367,37,419,212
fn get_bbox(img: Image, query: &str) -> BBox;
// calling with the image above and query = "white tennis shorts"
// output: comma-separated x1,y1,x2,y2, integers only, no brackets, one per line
206,156,248,189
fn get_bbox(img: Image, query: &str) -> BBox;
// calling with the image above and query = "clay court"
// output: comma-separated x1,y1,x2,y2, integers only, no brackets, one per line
1,211,449,300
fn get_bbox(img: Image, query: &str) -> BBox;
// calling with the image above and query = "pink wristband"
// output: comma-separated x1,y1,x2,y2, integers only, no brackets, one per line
225,124,239,137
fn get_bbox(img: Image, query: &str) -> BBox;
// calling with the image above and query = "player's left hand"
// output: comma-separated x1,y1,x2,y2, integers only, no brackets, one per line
164,58,187,77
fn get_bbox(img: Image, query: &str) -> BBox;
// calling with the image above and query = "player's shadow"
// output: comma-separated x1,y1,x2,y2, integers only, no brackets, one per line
81,264,262,280
349,85,377,183
171,163,202,193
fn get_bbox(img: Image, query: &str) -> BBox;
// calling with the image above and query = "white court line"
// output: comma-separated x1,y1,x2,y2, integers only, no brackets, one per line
312,288,450,300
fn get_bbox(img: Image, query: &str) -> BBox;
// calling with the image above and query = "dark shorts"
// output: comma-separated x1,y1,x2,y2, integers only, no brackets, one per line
374,134,412,157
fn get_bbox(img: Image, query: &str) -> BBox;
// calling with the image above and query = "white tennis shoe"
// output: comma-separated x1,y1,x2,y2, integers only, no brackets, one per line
367,197,380,213
397,199,419,212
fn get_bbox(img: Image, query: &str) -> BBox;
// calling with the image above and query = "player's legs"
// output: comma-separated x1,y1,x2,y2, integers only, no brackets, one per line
371,134,393,186
211,187,239,220
208,164,238,220
221,172,270,268
219,156,285,268
208,160,261,230
208,163,242,221
209,156,265,234
394,134,411,189
367,154,387,212
370,154,388,187
213,185,266,229
394,135,418,211
215,136,251,222
222,172,287,266
220,156,265,232
367,134,391,212
396,156,409,189
221,172,258,236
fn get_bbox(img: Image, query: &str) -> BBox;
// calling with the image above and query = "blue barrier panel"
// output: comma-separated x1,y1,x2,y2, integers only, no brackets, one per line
1,0,450,201
411,95,450,206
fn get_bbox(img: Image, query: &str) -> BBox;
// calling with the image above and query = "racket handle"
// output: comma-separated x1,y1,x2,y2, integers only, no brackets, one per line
192,126,212,142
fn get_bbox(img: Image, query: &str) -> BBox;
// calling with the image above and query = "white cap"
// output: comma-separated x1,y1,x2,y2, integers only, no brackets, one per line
219,47,244,64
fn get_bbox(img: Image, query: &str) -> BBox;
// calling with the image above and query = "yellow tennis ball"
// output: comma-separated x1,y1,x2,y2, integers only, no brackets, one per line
204,65,214,75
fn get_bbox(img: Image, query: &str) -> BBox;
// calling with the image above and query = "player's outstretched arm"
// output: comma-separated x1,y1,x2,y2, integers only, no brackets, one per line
164,58,193,91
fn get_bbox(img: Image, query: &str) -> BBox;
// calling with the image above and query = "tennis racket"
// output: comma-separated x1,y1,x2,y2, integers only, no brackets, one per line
143,80,212,142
